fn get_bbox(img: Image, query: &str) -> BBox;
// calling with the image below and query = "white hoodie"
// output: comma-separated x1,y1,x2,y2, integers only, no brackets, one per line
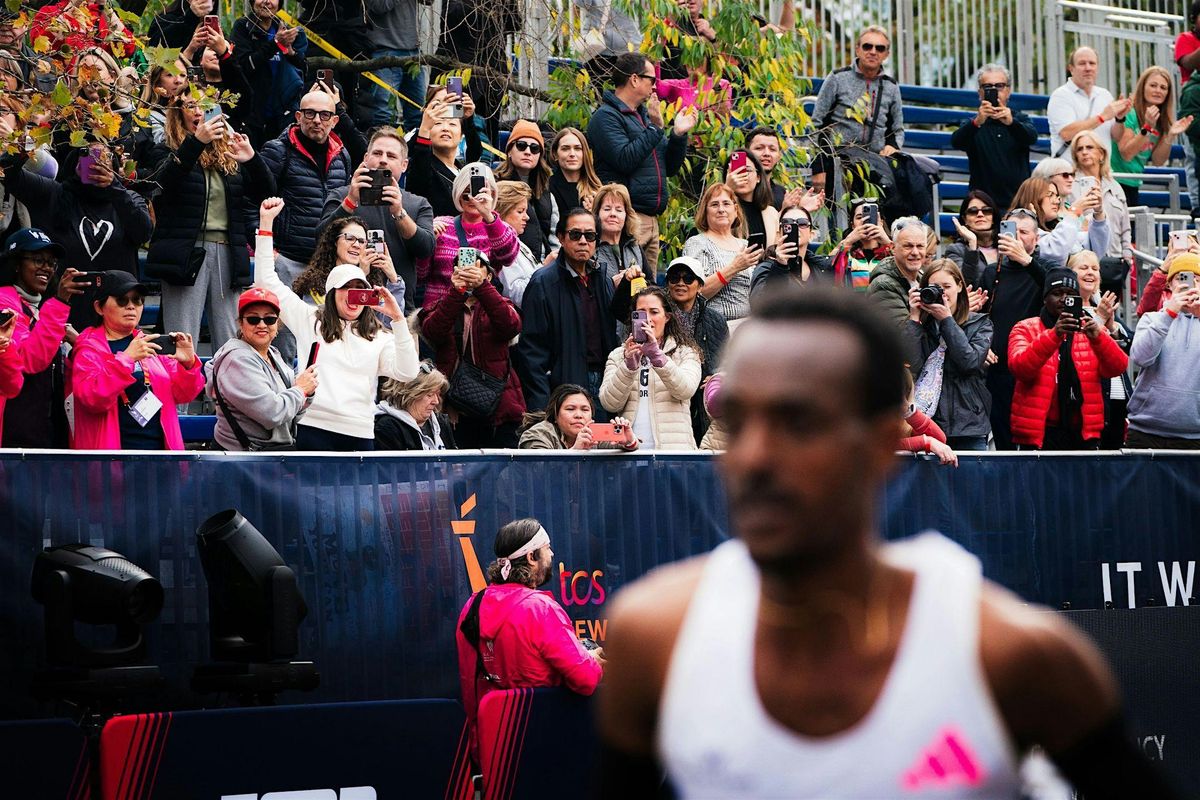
254,235,420,439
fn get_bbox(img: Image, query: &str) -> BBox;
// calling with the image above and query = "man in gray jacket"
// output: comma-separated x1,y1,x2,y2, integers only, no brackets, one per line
1126,254,1200,449
320,128,436,311
810,24,905,193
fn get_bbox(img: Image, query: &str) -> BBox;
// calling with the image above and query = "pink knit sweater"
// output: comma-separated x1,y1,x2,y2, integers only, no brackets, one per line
418,215,520,311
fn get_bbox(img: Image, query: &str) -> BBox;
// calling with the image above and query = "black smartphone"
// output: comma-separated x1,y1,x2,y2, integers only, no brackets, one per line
983,87,999,107
186,65,205,83
469,169,485,196
317,68,331,84
747,231,767,252
306,341,320,368
1061,294,1082,320
152,333,178,356
781,220,801,265
359,169,391,205
75,271,105,288
862,202,879,226
0,309,14,326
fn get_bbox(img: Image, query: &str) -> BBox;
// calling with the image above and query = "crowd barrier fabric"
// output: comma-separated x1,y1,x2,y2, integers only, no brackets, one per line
1,451,1198,718
0,717,91,798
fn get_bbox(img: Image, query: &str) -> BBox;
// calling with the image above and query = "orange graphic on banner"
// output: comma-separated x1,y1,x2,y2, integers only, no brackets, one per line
455,493,486,592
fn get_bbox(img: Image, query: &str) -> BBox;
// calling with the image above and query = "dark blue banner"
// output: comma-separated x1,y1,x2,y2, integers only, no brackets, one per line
1,452,1198,717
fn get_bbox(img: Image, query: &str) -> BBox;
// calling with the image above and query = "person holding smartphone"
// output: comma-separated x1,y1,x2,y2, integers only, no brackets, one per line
517,383,636,450
421,250,525,448
256,197,419,451
0,229,85,448
231,0,309,147
1066,131,1133,282
1125,254,1200,449
1008,268,1127,450
600,286,701,450
749,206,834,298
206,288,317,451
829,199,893,292
724,150,779,252
950,64,1037,211
69,272,205,451
685,184,762,327
407,87,483,218
1068,250,1132,449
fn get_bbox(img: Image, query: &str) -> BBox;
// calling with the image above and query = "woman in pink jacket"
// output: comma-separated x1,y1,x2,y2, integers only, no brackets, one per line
69,271,205,450
0,306,24,441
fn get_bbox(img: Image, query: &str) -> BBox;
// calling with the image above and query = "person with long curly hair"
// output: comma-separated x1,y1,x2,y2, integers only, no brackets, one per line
289,216,407,325
144,96,274,351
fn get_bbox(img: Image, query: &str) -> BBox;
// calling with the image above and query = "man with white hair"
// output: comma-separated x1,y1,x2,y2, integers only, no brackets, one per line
867,217,928,324
951,64,1038,210
1047,47,1131,160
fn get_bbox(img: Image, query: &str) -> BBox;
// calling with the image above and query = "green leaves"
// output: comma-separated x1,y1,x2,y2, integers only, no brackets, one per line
50,78,71,107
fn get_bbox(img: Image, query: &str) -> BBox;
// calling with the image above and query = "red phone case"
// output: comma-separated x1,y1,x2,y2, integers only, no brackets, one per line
346,289,382,306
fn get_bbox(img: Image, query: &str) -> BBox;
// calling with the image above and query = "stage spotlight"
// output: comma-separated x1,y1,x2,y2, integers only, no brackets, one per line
193,509,318,699
31,544,164,668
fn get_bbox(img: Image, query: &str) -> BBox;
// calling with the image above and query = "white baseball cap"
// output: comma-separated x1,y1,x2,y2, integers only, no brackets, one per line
324,263,368,292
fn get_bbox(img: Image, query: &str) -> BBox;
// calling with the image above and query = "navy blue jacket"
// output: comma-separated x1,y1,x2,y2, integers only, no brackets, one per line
587,90,688,216
516,256,619,411
258,126,352,263
145,135,275,287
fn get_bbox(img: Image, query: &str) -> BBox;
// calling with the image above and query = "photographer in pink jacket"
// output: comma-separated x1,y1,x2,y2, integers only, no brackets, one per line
68,271,205,450
456,518,604,762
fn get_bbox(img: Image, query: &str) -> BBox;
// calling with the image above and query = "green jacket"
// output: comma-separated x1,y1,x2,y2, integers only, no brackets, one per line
1180,71,1200,153
866,256,916,326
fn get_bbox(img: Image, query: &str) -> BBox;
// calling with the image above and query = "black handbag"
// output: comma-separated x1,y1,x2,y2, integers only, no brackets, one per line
445,312,508,418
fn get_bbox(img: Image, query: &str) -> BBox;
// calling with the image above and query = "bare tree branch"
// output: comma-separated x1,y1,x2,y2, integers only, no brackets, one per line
305,54,554,103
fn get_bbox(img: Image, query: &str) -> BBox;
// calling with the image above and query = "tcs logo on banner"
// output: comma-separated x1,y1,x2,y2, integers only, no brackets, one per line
222,790,376,800
558,562,605,606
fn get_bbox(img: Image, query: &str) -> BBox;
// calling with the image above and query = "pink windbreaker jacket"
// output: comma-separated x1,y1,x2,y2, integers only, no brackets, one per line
68,326,205,450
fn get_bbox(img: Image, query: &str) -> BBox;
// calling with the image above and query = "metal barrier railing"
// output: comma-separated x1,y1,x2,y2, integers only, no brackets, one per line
1113,171,1183,213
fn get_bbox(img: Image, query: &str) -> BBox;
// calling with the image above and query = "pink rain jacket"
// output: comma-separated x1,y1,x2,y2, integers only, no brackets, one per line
68,326,205,450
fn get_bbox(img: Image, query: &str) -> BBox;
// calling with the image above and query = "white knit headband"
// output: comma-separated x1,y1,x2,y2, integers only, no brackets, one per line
498,527,550,580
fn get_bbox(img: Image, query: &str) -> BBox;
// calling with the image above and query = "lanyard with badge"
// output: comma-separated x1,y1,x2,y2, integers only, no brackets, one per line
121,359,163,427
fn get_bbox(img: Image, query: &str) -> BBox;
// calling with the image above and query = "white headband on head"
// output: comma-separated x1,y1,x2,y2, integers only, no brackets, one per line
498,527,550,580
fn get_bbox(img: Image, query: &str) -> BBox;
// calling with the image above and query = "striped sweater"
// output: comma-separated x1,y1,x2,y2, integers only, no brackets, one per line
417,215,519,311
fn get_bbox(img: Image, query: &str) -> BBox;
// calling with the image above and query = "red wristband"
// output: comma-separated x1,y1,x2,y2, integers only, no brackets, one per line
1166,307,1179,318
342,195,358,212
1141,125,1155,136
257,230,273,237
716,270,729,286
1096,114,1105,125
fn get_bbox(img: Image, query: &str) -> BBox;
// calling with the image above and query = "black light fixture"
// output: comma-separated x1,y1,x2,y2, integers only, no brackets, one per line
30,544,164,703
193,509,318,701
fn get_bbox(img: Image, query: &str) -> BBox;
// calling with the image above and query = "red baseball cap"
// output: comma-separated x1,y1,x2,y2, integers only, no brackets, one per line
238,287,281,315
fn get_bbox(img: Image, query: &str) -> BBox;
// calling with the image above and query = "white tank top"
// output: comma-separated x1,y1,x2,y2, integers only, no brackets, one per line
658,533,1022,799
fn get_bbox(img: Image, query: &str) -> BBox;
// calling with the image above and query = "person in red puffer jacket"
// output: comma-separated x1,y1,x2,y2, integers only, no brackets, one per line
421,252,524,447
1009,268,1128,450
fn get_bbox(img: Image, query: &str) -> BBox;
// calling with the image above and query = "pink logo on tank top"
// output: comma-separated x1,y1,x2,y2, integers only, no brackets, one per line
901,727,986,790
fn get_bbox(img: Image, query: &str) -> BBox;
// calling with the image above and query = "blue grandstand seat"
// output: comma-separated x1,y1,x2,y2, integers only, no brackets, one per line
179,414,215,443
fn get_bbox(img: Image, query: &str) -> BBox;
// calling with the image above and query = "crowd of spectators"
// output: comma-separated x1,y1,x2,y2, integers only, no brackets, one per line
0,0,1196,455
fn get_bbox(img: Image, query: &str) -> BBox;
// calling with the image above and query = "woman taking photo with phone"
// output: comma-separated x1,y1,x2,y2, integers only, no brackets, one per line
0,229,86,448
725,150,778,250
600,286,702,450
421,251,525,448
518,383,637,450
830,199,893,292
1068,249,1133,448
146,96,274,353
206,287,317,451
750,206,834,297
418,163,518,312
256,197,419,451
902,259,994,451
1067,131,1133,269
69,271,205,451
684,183,763,327
1009,176,1110,265
291,217,406,323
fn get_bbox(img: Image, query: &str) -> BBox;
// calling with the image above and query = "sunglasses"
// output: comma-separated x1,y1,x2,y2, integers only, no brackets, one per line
980,82,1009,90
112,294,144,307
636,72,658,85
667,272,699,284
1053,172,1073,180
860,42,889,52
242,314,279,326
783,217,812,228
340,233,367,245
566,229,598,242
299,108,335,121
965,206,993,215
1007,208,1038,221
511,140,543,154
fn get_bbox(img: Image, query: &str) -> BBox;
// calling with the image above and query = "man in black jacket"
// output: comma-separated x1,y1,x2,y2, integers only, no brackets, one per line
980,210,1052,450
587,52,696,277
320,128,435,311
950,65,1038,211
749,208,836,298
517,208,619,414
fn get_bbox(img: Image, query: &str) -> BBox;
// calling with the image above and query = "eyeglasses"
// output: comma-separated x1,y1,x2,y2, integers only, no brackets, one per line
242,315,279,326
980,82,1009,90
340,233,367,245
299,108,335,121
22,254,57,267
566,229,598,242
965,206,993,216
636,73,658,85
860,42,889,52
667,272,699,284
511,140,543,154
112,294,144,307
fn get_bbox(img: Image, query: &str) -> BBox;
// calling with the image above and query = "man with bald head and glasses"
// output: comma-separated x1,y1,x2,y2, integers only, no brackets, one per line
952,64,1038,210
258,88,353,362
